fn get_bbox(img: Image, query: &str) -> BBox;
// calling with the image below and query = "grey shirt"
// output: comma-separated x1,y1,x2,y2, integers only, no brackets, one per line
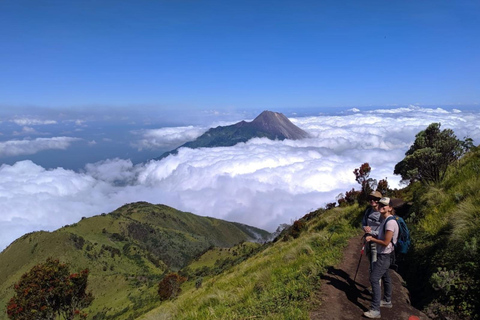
361,207,382,236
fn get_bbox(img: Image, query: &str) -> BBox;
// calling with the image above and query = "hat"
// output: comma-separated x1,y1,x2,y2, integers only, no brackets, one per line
378,197,391,207
390,198,405,208
369,191,382,199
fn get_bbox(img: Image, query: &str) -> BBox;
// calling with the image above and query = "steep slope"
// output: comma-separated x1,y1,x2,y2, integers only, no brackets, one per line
399,146,480,318
0,202,270,319
158,110,309,159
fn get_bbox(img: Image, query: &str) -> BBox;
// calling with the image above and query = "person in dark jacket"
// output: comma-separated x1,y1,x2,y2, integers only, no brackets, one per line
362,191,382,271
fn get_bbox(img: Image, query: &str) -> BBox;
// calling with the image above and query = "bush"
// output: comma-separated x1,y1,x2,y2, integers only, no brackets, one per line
158,273,187,301
6,258,93,320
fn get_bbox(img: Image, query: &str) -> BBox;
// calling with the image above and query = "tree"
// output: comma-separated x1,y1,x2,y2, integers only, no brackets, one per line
336,193,347,207
344,188,360,205
394,123,464,184
376,178,389,196
6,258,93,320
158,273,186,301
353,163,376,203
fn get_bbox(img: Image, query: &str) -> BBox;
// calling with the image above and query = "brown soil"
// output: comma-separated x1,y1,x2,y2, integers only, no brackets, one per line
310,235,429,319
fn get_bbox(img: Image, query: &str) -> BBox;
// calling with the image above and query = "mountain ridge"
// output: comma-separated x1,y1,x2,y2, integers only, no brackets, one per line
0,202,270,319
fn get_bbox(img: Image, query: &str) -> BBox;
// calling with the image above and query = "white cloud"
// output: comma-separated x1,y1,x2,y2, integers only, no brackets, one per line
11,118,57,126
131,120,240,151
132,126,207,150
12,126,41,136
84,158,138,184
0,137,81,157
1,106,480,251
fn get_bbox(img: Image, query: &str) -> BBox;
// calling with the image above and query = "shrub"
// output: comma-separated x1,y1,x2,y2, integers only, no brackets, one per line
6,258,93,320
158,273,187,301
290,219,306,239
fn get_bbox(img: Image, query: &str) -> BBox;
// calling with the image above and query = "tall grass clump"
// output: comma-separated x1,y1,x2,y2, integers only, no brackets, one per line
139,205,362,320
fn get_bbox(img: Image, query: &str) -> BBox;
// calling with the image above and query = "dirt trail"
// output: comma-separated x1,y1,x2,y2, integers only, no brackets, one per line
310,234,429,319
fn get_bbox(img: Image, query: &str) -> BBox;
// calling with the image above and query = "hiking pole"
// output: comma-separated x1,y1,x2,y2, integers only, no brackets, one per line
353,235,367,282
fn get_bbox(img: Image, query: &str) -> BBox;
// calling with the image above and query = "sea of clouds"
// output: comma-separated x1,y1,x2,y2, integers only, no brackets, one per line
1,106,479,251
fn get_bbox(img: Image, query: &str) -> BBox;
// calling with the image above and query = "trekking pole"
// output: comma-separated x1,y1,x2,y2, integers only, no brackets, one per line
353,235,367,282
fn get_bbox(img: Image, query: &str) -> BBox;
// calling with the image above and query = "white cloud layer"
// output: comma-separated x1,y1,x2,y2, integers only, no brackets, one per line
1,106,480,251
0,137,81,157
132,126,207,150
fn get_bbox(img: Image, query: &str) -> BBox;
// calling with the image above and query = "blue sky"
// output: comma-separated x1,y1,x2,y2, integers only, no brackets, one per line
1,0,479,110
1,1,480,250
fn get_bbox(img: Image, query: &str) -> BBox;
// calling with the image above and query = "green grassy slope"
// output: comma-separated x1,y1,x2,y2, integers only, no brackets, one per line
400,146,480,319
138,204,363,320
0,202,270,319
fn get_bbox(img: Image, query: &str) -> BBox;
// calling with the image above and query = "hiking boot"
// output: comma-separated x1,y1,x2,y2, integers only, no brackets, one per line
364,309,381,318
380,300,392,308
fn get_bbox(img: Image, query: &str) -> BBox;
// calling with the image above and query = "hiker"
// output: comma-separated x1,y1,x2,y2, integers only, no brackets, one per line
361,191,382,270
363,197,399,319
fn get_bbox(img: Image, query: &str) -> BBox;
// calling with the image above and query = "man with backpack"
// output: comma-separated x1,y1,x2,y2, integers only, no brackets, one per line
362,191,383,270
363,197,399,319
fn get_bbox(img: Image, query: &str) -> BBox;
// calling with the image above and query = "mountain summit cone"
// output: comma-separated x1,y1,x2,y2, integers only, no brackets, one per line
158,110,309,159
249,110,309,140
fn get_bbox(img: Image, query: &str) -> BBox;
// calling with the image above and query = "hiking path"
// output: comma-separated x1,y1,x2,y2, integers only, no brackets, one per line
310,234,429,319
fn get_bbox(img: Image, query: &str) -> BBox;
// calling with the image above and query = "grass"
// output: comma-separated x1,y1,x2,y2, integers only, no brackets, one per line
139,205,362,320
400,146,480,319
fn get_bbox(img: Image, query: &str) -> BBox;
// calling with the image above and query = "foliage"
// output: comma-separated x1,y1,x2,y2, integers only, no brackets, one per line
325,202,336,210
6,258,93,320
401,146,480,319
394,123,465,184
289,220,307,239
376,178,389,196
158,273,187,301
353,162,376,203
344,188,360,205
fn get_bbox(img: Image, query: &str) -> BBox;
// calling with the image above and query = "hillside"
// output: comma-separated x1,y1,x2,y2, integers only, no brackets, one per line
158,110,309,159
0,202,270,319
400,145,480,318
139,204,362,319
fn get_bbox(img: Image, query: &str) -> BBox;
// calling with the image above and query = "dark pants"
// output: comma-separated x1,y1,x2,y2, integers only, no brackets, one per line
370,253,392,311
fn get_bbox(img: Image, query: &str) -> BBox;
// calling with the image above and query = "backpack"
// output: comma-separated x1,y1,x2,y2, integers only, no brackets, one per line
383,215,411,254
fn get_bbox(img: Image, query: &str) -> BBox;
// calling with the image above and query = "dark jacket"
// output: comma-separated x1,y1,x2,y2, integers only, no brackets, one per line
361,207,382,236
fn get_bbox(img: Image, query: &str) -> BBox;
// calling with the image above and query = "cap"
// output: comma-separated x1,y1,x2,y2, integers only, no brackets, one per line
378,197,391,207
369,191,382,200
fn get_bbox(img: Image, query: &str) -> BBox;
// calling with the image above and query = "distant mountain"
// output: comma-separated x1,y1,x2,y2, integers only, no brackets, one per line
0,202,270,319
158,110,309,159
